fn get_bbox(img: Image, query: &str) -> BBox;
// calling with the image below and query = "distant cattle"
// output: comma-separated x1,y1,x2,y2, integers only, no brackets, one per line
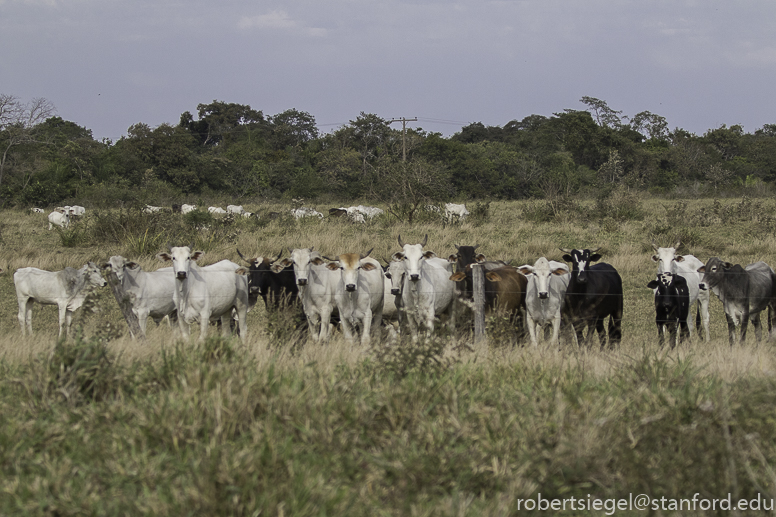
326,251,384,345
208,206,227,215
560,248,623,349
30,207,44,214
698,257,776,346
102,256,177,335
68,205,86,217
227,205,246,216
48,208,70,230
651,240,710,341
157,246,249,342
14,262,107,337
518,258,570,347
329,205,384,223
444,203,469,221
291,207,324,220
143,205,164,213
180,204,197,214
647,272,691,349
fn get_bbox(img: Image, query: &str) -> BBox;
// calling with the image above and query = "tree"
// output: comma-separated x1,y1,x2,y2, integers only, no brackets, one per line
348,112,392,175
629,111,668,142
269,109,319,149
580,96,623,129
180,100,265,148
375,158,452,223
0,95,55,186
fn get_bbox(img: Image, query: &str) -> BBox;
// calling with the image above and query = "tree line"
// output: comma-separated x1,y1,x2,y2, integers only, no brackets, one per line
2,94,775,209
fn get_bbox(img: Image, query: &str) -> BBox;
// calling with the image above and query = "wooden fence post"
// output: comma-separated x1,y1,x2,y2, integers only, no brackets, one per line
472,263,487,344
105,271,146,341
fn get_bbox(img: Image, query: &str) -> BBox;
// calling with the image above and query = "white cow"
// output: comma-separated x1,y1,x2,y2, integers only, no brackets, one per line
652,241,711,341
30,207,44,214
102,256,177,335
354,205,384,219
69,205,86,217
14,262,107,337
444,203,469,221
157,246,249,342
392,235,457,341
48,208,70,229
336,207,366,224
274,248,338,343
227,205,246,216
518,258,570,347
241,211,254,219
180,204,197,214
208,206,227,215
326,251,384,345
143,205,164,213
291,207,324,219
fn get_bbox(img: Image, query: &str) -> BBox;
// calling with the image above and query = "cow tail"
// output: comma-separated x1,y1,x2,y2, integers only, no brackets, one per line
696,303,701,332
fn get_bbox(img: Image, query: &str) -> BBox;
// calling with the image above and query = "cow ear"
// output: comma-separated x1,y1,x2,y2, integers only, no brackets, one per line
562,254,573,262
423,251,437,259
271,263,286,273
552,268,568,276
589,253,602,262
191,251,204,261
448,254,458,263
518,266,532,275
326,262,339,270
647,280,660,289
126,262,139,270
391,253,404,261
475,253,486,263
235,267,248,275
722,262,734,269
312,257,325,266
697,266,705,273
157,253,172,262
651,254,659,263
449,272,466,282
675,255,685,262
485,272,503,282
362,262,377,271
100,262,110,270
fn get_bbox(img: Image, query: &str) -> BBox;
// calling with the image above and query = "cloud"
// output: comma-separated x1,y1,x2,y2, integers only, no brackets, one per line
237,9,326,37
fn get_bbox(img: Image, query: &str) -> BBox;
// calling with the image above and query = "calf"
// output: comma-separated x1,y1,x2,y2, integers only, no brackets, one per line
449,244,509,301
560,247,624,349
518,258,570,347
651,240,710,341
698,257,776,346
647,272,691,349
236,249,298,310
450,265,527,333
48,208,70,230
14,262,107,337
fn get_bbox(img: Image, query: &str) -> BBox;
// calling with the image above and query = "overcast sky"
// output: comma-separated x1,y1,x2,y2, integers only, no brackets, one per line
2,0,775,141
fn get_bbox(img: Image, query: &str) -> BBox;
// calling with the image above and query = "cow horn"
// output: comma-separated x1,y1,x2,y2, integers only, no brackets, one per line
421,234,428,247
398,234,405,247
651,240,659,253
674,239,682,250
167,242,172,252
288,247,293,255
361,248,373,259
454,244,460,250
473,244,479,250
189,242,195,251
236,248,248,263
274,249,283,262
559,248,573,253
589,247,601,253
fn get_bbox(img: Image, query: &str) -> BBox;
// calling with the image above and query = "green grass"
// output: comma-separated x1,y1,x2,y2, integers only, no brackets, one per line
2,196,776,515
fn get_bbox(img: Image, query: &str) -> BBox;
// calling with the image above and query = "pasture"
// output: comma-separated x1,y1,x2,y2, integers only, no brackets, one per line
2,195,776,515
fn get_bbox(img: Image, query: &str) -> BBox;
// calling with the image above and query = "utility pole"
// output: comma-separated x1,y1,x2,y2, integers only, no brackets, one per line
388,117,418,162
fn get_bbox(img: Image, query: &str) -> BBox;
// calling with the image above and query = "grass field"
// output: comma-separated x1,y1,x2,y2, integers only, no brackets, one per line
2,195,776,515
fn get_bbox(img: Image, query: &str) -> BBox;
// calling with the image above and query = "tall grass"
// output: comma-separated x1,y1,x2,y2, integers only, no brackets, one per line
2,197,776,514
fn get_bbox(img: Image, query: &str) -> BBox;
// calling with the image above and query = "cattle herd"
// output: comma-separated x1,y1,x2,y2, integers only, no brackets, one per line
11,219,776,348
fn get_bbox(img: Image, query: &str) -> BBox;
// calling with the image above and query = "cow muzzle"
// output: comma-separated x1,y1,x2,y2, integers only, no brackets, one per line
410,274,420,282
297,278,308,286
176,272,187,280
345,284,356,292
538,292,549,299
390,288,400,296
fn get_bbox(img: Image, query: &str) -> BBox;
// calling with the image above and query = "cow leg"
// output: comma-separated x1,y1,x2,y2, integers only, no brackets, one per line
307,313,321,343
595,318,606,349
136,309,149,334
679,320,690,345
526,314,539,347
550,314,562,347
656,318,665,348
220,314,231,338
361,309,373,347
340,311,355,344
667,322,678,350
57,304,69,338
725,313,737,347
740,311,750,344
751,312,762,342
17,297,30,335
319,307,333,343
699,291,711,342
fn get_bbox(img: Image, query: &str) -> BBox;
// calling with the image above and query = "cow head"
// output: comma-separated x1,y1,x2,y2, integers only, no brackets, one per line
519,257,569,299
326,249,377,292
384,257,406,296
451,244,485,272
157,245,203,280
651,239,686,275
101,255,140,282
697,256,734,291
83,262,108,288
395,234,432,282
274,247,324,286
560,247,601,283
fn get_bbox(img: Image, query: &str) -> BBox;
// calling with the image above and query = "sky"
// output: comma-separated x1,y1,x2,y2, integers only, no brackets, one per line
2,0,775,142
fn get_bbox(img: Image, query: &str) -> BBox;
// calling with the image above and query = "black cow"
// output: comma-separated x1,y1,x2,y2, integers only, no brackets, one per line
236,249,299,310
647,272,690,349
698,257,776,346
449,244,509,300
560,247,623,349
